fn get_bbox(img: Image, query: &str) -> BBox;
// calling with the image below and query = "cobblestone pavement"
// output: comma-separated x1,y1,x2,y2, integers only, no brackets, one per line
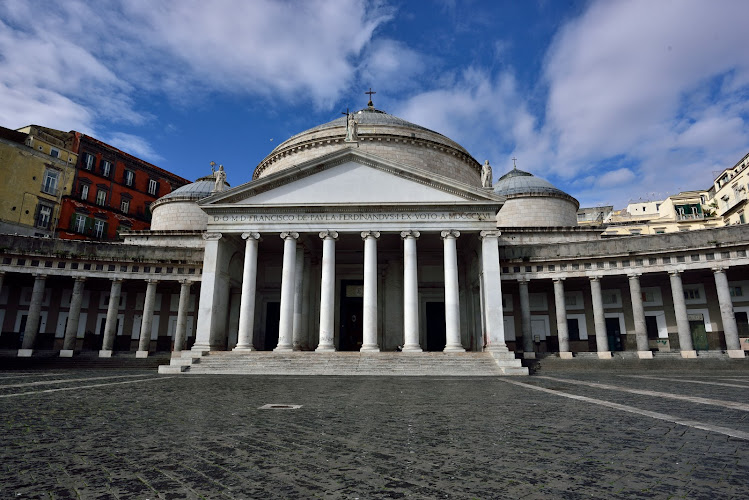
0,369,747,499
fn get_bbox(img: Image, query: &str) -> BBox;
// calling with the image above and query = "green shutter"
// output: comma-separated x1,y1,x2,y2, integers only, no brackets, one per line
84,216,94,235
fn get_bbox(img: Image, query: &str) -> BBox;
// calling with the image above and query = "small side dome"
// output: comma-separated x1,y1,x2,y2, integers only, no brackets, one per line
494,167,579,227
150,171,230,231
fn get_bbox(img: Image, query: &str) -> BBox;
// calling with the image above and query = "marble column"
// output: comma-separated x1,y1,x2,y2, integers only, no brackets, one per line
361,230,380,352
479,231,507,352
18,274,47,357
317,230,338,352
234,232,260,351
714,267,744,358
401,230,422,352
518,278,533,358
99,278,122,357
442,230,465,352
628,274,652,358
669,271,695,358
589,276,611,358
193,232,227,352
173,280,192,353
275,231,299,352
60,277,86,357
553,278,571,358
292,243,305,351
136,279,159,358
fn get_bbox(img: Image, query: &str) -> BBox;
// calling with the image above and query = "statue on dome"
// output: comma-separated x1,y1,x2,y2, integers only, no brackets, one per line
213,165,226,193
481,160,493,188
345,112,359,142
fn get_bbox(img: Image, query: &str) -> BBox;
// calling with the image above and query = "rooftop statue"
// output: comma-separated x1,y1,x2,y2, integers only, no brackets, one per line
481,160,493,188
345,112,359,142
213,165,226,193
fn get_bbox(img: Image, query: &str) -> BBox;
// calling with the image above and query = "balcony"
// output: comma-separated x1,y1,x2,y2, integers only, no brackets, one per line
720,192,747,216
676,212,705,221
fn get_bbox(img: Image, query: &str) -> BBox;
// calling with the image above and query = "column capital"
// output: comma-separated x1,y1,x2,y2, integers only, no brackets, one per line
627,273,642,279
668,269,682,276
32,273,48,280
147,279,159,284
319,230,339,240
552,277,565,283
203,232,222,241
111,277,124,283
479,230,501,240
440,229,460,239
179,279,192,287
712,266,728,274
400,230,420,240
74,276,87,283
517,277,530,284
280,231,299,240
361,230,380,240
589,275,602,282
241,231,261,241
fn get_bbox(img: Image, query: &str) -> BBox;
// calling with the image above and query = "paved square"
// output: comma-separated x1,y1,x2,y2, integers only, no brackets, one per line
1,369,747,499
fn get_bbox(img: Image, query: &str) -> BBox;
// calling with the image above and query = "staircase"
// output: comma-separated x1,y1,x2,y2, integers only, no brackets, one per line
158,350,528,376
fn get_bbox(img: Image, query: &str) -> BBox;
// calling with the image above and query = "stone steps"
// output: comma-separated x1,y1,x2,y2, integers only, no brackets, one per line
159,351,528,376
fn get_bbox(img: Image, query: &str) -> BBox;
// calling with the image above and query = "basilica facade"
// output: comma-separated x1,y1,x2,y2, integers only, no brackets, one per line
1,102,747,374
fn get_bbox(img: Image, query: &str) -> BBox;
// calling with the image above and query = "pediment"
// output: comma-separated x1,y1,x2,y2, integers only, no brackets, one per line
200,149,503,207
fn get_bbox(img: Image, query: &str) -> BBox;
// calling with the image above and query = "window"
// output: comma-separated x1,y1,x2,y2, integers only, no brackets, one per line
41,169,59,195
730,286,743,298
144,202,152,222
101,160,112,177
95,189,107,206
124,170,134,187
119,197,130,214
93,219,106,239
73,214,87,233
684,289,700,300
35,204,52,229
82,152,95,170
147,179,158,195
80,184,89,201
50,148,59,158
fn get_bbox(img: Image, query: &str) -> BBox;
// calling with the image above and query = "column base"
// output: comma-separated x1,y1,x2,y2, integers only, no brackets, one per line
99,350,113,358
485,344,510,354
559,351,574,359
315,345,336,352
680,350,697,358
233,345,255,352
360,345,380,353
523,351,536,359
401,344,423,352
444,344,466,353
135,350,149,358
59,350,74,358
17,349,33,357
637,350,654,359
188,348,209,357
727,349,746,359
597,351,612,359
273,345,294,352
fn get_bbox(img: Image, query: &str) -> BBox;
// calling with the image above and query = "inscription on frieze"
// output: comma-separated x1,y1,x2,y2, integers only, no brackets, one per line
213,212,494,223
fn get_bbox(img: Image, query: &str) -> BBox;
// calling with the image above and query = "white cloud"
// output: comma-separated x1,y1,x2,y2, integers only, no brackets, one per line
104,133,164,164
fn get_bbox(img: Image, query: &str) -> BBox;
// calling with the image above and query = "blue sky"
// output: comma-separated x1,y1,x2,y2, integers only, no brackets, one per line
1,0,748,208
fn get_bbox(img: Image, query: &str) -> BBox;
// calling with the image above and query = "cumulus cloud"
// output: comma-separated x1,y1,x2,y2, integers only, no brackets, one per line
104,133,164,164
0,0,390,154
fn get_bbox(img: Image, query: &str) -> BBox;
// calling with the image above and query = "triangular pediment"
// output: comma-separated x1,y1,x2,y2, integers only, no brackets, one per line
200,149,504,207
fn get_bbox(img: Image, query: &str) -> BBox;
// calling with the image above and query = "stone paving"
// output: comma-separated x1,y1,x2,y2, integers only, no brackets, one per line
0,369,747,499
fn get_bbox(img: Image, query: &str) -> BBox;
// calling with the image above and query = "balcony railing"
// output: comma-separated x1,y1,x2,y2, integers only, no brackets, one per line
40,182,60,197
720,192,747,216
676,212,704,221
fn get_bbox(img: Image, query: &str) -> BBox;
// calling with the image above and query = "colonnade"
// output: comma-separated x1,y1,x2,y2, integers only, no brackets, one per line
533,267,745,359
15,273,194,357
225,229,504,353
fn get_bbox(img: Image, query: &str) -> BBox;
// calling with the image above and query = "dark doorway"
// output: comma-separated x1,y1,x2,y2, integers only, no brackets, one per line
339,280,363,351
605,317,622,351
426,302,446,351
263,302,280,351
736,311,749,336
567,318,581,341
688,314,708,351
645,315,659,339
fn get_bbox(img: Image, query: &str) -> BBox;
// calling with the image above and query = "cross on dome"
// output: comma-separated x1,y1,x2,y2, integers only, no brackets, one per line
366,88,376,108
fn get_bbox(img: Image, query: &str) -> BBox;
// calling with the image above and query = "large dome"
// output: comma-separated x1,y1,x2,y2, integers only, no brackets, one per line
150,173,230,231
253,104,482,185
494,167,580,227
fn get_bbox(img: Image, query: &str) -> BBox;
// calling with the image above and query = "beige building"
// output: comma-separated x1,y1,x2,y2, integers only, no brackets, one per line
0,125,77,237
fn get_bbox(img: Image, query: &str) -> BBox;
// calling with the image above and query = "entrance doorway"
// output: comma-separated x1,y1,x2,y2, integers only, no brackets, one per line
426,302,446,351
263,302,280,350
339,280,363,351
688,314,709,351
605,317,622,351
736,311,749,336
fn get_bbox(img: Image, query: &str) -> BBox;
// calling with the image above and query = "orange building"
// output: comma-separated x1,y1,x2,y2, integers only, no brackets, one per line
57,133,189,240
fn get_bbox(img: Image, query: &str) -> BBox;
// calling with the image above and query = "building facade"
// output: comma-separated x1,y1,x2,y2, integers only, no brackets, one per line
0,104,747,373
